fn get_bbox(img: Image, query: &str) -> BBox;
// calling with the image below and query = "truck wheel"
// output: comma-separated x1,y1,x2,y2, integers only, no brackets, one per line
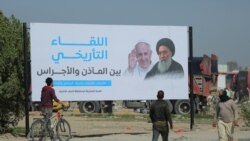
79,101,101,113
174,100,195,115
123,101,147,109
165,100,173,113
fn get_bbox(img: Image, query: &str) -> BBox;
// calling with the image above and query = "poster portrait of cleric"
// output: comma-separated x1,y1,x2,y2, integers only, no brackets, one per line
145,38,184,80
124,42,154,78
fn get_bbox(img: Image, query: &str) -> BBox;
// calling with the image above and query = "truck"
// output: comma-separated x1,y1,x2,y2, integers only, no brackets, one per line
225,69,250,102
77,54,219,115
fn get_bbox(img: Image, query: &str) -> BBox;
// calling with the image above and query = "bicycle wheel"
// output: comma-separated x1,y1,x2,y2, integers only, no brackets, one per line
56,119,71,141
30,119,46,141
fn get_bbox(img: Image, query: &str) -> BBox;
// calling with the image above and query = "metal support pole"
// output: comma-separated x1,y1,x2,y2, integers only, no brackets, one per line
23,23,29,136
188,26,194,130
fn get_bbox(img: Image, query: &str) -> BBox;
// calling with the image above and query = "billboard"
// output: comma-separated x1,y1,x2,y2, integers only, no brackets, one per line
30,23,189,101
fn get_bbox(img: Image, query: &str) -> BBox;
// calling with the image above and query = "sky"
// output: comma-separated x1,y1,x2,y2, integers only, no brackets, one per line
0,0,250,68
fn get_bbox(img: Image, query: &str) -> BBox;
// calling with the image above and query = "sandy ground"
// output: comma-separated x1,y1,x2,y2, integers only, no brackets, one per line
1,108,250,141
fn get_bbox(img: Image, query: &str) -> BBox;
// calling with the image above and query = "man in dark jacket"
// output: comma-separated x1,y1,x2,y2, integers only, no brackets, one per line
150,90,173,141
145,38,184,79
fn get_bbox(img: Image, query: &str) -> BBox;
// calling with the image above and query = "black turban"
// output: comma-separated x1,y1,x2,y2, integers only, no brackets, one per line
219,90,231,102
156,38,175,56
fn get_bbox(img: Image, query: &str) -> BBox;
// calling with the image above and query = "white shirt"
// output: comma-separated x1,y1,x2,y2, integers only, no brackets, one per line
124,63,154,79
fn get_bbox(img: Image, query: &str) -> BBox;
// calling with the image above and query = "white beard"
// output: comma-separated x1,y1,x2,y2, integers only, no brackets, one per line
157,59,172,73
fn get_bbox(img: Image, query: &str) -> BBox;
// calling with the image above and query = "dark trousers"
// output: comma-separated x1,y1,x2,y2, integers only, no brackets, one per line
152,126,169,141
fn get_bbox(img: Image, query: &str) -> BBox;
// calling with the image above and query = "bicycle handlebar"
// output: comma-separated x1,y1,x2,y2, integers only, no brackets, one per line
53,102,70,112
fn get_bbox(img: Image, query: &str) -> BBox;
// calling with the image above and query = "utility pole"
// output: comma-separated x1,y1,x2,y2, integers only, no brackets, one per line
189,26,194,130
23,23,29,136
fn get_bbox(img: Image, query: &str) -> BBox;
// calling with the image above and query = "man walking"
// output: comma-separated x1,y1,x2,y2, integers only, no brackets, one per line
213,89,238,141
150,90,173,141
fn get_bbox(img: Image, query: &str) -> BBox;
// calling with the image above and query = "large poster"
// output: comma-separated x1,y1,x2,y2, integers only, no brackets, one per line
30,23,189,101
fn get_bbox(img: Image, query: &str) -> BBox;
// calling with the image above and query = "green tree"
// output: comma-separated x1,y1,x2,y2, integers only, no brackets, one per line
0,11,25,133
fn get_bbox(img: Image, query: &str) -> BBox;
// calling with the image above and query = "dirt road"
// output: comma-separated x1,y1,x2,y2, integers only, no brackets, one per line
1,109,250,141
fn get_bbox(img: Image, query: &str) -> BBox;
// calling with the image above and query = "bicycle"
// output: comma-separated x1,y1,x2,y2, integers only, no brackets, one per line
29,106,71,141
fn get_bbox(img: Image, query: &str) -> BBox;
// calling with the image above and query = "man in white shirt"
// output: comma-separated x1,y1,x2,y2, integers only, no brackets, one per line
124,42,153,78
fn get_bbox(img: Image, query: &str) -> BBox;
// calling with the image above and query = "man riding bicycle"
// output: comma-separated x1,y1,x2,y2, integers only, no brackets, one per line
41,77,66,140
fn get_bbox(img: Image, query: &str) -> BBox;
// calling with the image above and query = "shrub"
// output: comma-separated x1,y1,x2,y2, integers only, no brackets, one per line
240,101,250,127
